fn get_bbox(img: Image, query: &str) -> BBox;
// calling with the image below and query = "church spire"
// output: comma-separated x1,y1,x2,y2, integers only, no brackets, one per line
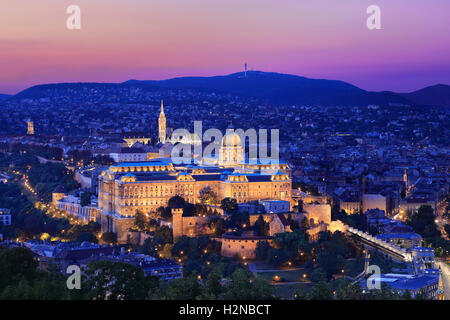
158,99,167,144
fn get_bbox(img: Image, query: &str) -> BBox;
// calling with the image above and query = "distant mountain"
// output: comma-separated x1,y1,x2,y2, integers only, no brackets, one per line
0,94,11,101
125,71,413,106
126,71,363,99
399,84,450,108
7,71,449,107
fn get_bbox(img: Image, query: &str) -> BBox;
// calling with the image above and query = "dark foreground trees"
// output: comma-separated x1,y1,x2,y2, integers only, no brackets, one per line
77,260,157,300
150,268,274,300
0,246,71,299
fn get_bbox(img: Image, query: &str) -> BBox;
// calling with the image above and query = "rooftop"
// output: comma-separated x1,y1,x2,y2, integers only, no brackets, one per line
111,160,172,167
360,273,439,291
376,232,422,240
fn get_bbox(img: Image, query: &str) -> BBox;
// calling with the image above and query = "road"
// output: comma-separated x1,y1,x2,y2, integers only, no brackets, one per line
436,259,450,300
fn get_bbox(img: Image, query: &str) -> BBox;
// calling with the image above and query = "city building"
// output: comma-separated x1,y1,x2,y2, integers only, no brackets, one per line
122,132,151,147
376,232,423,249
399,196,437,215
339,196,361,214
24,241,115,272
260,200,290,214
269,213,291,236
94,109,292,243
26,118,34,135
303,203,332,225
101,252,182,282
109,147,148,163
97,158,291,242
359,273,440,299
24,241,181,281
137,258,183,281
0,208,11,226
55,194,100,223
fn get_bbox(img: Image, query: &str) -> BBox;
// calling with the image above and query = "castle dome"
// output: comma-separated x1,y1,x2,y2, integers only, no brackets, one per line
221,128,242,147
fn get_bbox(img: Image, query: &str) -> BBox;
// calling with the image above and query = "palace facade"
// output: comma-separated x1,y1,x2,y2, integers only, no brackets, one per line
93,104,293,242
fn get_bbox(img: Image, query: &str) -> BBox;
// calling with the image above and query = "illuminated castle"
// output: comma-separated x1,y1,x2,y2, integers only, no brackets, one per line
95,102,292,243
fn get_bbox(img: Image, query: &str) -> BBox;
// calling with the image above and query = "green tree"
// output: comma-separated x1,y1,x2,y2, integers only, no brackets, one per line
316,251,345,280
80,191,92,207
265,230,311,266
219,269,273,300
209,218,227,236
150,276,201,300
255,241,271,261
81,260,149,300
401,290,413,300
295,281,334,300
308,281,334,300
0,247,38,288
310,267,327,283
154,226,173,244
413,290,429,300
157,206,172,220
254,215,269,236
76,232,98,243
221,197,237,213
335,281,363,300
140,226,173,257
86,221,101,234
199,187,219,205
133,209,148,232
0,247,71,300
101,232,117,244
229,211,250,230
200,268,223,299
408,205,439,238
168,196,185,208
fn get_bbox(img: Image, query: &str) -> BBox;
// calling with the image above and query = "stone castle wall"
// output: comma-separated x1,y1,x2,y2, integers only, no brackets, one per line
221,237,271,259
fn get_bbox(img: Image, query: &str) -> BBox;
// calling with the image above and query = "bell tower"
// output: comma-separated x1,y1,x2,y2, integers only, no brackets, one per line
158,100,166,143
27,119,34,135
172,207,184,240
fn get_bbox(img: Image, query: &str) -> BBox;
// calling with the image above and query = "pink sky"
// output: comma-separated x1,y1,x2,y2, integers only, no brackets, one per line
0,0,449,94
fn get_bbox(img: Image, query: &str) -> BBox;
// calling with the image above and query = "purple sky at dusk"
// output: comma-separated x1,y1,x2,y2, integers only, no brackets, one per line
0,0,449,94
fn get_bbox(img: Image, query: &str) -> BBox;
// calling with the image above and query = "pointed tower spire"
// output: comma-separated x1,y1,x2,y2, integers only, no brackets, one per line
158,99,167,143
